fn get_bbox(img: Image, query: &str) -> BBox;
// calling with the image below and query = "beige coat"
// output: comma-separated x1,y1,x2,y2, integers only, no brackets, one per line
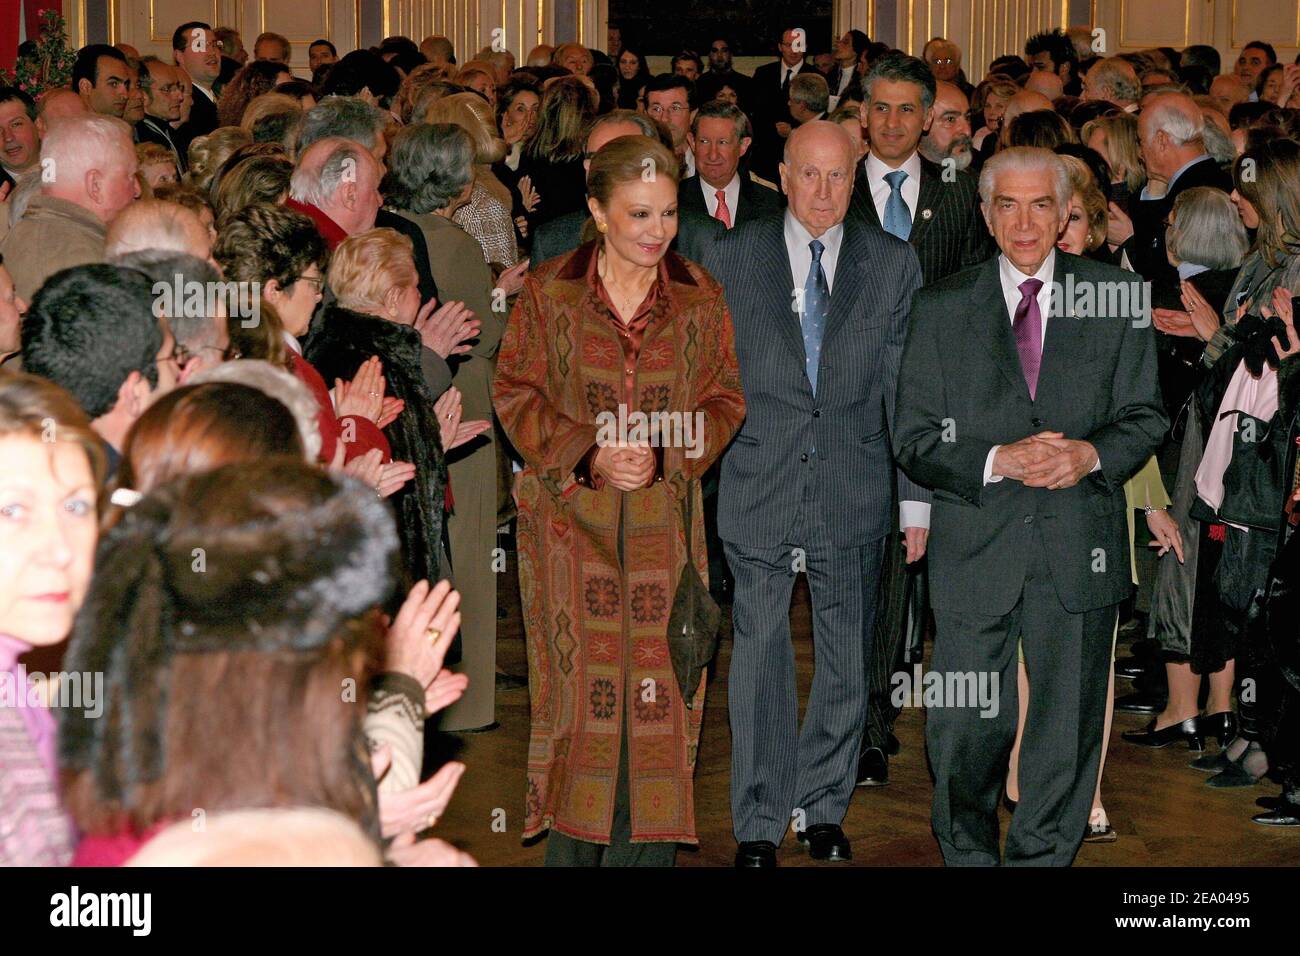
392,208,504,730
0,194,107,301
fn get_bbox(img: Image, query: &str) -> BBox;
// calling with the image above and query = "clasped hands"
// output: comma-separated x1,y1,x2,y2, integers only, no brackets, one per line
992,431,1098,490
593,442,657,492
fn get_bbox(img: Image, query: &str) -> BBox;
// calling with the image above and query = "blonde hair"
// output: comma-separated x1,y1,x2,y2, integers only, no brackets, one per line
422,91,507,164
135,142,174,169
240,92,302,132
1058,155,1108,251
328,228,418,314
587,135,680,207
185,126,252,192
1081,113,1145,194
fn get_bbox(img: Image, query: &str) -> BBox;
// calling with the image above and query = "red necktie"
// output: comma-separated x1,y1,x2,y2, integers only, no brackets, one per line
714,189,732,229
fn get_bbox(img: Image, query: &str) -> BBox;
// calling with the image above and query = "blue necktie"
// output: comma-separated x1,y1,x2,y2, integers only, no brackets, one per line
883,169,911,240
802,239,829,394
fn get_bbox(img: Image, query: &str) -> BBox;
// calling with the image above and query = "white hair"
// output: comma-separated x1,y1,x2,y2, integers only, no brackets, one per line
39,114,134,191
104,199,207,260
1143,95,1204,146
289,140,367,208
978,146,1071,209
191,359,323,460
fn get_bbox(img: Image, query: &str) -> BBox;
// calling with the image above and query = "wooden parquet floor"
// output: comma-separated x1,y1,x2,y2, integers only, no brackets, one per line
430,570,1299,867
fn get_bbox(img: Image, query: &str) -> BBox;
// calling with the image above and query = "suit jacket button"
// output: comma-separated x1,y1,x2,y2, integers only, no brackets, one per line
1024,514,1034,524
800,453,809,463
812,409,820,418
1032,417,1044,427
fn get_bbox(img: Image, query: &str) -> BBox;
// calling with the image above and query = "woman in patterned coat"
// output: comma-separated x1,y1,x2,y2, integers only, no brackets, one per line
494,136,745,865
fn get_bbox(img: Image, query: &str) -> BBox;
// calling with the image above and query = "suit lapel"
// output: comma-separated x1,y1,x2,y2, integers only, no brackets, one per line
850,167,881,228
753,219,805,362
825,217,868,344
968,258,1030,399
1035,253,1089,411
909,159,944,247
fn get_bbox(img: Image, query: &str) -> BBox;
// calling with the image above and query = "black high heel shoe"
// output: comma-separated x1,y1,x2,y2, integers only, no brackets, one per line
1121,716,1204,751
1199,711,1237,747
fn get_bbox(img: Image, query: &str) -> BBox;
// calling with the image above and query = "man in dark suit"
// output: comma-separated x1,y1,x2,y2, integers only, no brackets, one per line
748,27,810,184
826,29,870,108
704,121,929,867
894,146,1167,865
1119,92,1232,287
532,110,722,266
136,58,188,173
850,53,992,788
678,101,781,231
171,21,222,155
696,36,752,112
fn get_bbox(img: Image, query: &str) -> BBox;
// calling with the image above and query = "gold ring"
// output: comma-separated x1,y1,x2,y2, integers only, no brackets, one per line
427,626,441,646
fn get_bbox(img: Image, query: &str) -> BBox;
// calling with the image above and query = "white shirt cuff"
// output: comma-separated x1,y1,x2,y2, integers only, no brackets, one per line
1091,455,1101,474
984,445,1003,485
899,501,930,530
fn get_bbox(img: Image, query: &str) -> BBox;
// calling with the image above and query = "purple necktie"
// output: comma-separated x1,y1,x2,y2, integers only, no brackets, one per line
1013,277,1043,399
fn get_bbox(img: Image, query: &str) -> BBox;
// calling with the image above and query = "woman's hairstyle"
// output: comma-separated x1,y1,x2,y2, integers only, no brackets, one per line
59,459,398,837
240,91,302,134
207,142,288,205
0,371,107,502
274,79,317,107
218,60,291,128
152,182,214,223
328,228,418,314
1166,186,1250,271
190,359,322,461
114,383,305,505
423,91,507,164
1006,109,1078,149
212,203,327,367
212,153,293,225
971,77,1020,123
125,807,382,866
1081,112,1145,193
1057,154,1108,251
185,126,252,193
496,75,541,128
1235,137,1300,267
523,75,597,162
135,142,174,170
587,134,680,208
382,122,475,213
395,63,455,123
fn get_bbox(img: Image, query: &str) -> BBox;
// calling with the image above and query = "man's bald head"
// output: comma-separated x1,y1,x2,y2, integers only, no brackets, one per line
781,121,857,237
104,199,213,263
36,88,89,137
1209,73,1249,113
1025,70,1064,102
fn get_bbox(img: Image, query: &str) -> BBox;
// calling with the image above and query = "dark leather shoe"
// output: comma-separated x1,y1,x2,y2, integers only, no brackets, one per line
1200,711,1237,747
1122,716,1204,750
1113,657,1146,680
1206,761,1265,788
1256,795,1284,810
734,841,777,867
1252,807,1300,827
801,824,851,862
1190,750,1231,773
1115,691,1165,714
855,747,889,787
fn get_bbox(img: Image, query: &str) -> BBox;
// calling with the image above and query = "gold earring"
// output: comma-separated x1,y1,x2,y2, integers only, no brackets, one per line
597,221,608,234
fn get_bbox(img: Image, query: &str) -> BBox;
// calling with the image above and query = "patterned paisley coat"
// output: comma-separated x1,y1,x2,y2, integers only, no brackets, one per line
493,241,745,844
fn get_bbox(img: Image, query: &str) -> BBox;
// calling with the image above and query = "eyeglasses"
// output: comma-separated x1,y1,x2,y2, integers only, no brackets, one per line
296,274,325,293
647,103,689,116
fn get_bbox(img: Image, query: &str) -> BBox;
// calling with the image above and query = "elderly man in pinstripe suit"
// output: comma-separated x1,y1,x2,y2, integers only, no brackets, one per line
703,121,930,867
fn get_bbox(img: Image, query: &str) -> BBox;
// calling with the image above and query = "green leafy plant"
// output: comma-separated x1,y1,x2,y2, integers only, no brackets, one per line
1,10,77,98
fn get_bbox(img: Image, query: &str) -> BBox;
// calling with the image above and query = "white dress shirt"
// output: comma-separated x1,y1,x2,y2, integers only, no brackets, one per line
683,146,695,179
701,172,741,223
983,250,1102,484
785,211,928,528
192,81,215,105
865,150,922,227
779,62,804,88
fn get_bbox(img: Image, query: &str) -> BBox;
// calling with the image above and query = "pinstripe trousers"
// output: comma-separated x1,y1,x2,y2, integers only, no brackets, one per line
724,469,886,845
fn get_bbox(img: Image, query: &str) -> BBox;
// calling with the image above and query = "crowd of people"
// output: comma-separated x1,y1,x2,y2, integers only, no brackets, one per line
0,16,1297,868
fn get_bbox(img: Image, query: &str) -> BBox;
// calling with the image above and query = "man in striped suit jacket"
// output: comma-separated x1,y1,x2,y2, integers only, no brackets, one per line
703,121,929,867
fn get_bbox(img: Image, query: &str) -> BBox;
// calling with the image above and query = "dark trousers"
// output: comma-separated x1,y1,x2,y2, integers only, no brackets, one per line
864,531,912,751
928,526,1117,866
725,477,885,844
543,719,677,867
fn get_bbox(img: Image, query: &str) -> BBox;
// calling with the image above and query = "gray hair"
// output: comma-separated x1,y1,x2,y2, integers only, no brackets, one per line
789,72,830,115
978,146,1071,209
863,52,937,112
589,109,659,143
1201,118,1236,166
40,114,134,190
296,96,387,153
112,250,225,354
1166,186,1249,271
289,140,369,208
104,199,207,261
691,99,753,141
191,359,322,461
1089,58,1141,105
1143,94,1203,146
383,122,474,214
